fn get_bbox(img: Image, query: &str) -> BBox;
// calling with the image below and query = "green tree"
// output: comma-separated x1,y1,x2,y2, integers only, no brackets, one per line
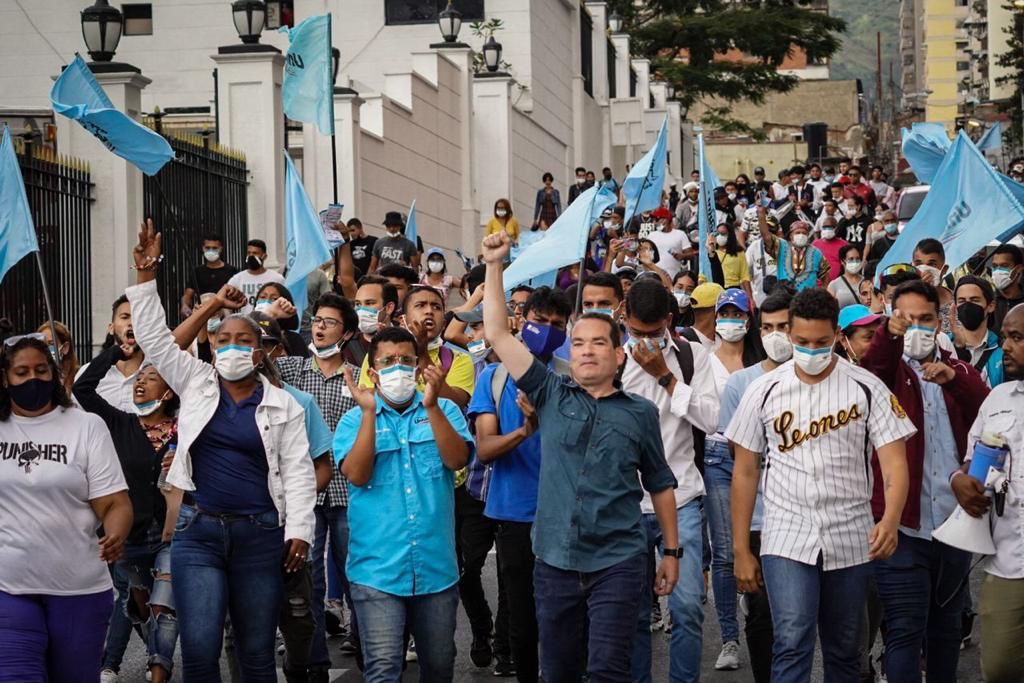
608,0,846,135
996,3,1024,152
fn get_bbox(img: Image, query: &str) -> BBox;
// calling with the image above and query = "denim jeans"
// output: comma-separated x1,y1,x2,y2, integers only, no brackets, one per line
761,554,871,683
100,560,137,673
873,533,971,683
120,539,178,675
703,439,739,643
171,503,285,682
350,583,459,683
631,498,705,683
310,505,353,672
535,554,647,683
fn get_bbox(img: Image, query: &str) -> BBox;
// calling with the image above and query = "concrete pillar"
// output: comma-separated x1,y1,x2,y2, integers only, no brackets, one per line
472,74,513,231
434,46,479,259
301,86,365,219
633,58,651,106
611,34,630,99
586,2,608,104
667,101,683,184
55,68,149,349
211,48,286,266
650,82,667,109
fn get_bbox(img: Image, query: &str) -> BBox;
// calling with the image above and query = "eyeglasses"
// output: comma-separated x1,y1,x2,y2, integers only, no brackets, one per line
311,316,342,329
880,263,916,278
3,332,46,347
374,354,417,369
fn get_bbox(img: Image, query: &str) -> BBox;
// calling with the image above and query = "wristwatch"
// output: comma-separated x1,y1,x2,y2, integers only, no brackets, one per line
658,372,674,388
663,547,683,558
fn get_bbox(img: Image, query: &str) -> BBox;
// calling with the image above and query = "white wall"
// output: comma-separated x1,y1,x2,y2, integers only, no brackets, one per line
510,108,569,224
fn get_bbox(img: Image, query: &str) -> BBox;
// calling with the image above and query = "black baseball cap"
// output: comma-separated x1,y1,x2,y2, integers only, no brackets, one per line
383,211,404,227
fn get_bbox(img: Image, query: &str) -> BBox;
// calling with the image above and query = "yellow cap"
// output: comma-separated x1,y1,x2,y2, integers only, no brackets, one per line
691,283,724,309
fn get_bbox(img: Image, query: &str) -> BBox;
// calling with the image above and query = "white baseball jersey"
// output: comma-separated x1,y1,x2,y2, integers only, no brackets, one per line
725,358,917,570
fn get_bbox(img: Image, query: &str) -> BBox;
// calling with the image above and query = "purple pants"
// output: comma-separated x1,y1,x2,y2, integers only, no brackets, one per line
0,588,114,683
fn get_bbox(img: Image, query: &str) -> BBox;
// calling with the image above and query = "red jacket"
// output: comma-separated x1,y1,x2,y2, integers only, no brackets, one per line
859,319,989,529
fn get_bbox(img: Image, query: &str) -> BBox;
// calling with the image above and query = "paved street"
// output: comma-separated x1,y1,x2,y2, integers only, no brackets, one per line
116,555,985,682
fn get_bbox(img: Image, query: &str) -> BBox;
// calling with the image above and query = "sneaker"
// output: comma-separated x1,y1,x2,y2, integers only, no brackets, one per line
340,632,359,655
662,610,673,635
145,672,152,682
650,602,663,632
100,671,118,683
493,654,517,677
406,638,418,663
471,633,493,667
715,641,741,671
325,608,345,637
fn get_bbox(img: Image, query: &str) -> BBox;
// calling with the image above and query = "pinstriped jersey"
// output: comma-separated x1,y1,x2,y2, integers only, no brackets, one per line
724,358,917,570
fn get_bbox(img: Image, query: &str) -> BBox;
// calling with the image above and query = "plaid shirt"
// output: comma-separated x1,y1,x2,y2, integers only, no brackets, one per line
277,356,358,508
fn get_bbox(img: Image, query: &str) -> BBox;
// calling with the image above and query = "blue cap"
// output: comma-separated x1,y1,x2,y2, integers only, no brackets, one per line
838,304,881,332
715,288,750,313
426,247,445,259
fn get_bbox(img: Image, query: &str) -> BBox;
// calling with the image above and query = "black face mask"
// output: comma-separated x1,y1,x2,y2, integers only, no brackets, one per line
8,378,54,412
956,302,987,332
246,255,263,271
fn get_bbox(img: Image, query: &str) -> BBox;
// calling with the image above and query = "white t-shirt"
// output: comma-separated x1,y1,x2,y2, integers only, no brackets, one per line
0,407,127,595
73,362,137,413
227,268,287,314
645,229,692,279
745,239,777,308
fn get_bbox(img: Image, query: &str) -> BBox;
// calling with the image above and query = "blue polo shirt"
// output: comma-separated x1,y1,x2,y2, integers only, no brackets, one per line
468,363,542,523
516,358,676,572
283,383,333,460
333,392,475,596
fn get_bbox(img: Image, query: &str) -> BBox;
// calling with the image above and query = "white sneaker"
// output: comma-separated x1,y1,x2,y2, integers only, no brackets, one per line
405,637,418,662
145,671,153,682
715,641,741,671
100,671,118,683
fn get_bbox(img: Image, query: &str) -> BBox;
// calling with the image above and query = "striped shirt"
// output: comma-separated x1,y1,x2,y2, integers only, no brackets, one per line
724,359,916,570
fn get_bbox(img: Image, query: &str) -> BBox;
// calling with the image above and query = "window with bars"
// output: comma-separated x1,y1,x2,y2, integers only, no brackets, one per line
629,67,637,97
580,4,593,97
607,40,617,98
385,0,484,25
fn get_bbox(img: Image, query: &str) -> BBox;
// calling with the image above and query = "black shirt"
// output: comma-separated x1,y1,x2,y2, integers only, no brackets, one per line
348,236,377,277
838,214,872,251
191,262,239,297
868,235,897,262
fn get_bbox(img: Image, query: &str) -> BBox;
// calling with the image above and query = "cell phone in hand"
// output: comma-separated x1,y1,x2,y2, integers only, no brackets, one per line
623,238,638,252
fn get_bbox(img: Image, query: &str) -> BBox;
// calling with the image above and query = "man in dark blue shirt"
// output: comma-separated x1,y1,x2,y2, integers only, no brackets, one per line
480,230,679,682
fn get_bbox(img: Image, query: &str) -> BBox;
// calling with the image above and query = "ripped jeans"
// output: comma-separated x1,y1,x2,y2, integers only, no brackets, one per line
117,534,178,675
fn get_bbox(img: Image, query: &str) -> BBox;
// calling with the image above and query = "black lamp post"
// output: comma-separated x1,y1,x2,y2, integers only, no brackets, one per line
608,11,623,33
80,0,140,73
220,0,278,54
431,1,469,49
482,36,502,72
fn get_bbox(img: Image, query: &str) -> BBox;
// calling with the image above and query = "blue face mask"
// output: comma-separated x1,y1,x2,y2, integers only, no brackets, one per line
521,321,567,358
587,307,615,319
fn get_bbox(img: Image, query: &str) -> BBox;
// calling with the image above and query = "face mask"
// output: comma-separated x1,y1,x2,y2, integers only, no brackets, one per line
587,307,616,320
7,378,54,412
307,341,341,359
134,399,163,417
791,233,809,248
576,177,585,185
916,264,942,285
793,344,833,376
376,364,417,404
884,302,893,317
215,344,256,382
357,307,382,335
254,299,275,314
207,318,222,334
626,334,668,353
467,339,489,359
427,261,445,273
673,291,691,308
603,220,614,230
821,228,836,240
689,230,700,243
904,325,937,361
48,345,61,362
762,331,793,363
845,260,862,274
495,209,508,217
204,249,220,263
956,302,987,331
426,335,443,352
521,321,567,358
992,267,1017,291
884,223,899,236
715,234,729,247
716,319,747,343
245,255,262,271
727,192,737,201
386,228,401,237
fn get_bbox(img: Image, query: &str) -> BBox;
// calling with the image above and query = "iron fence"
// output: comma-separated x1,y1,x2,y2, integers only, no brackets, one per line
0,139,94,360
142,119,248,328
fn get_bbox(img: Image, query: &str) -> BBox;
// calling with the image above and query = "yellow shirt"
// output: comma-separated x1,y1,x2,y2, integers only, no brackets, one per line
358,344,476,398
485,216,521,242
718,249,751,289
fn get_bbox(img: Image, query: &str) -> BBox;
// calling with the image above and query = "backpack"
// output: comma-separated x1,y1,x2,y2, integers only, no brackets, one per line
489,358,571,432
670,337,705,474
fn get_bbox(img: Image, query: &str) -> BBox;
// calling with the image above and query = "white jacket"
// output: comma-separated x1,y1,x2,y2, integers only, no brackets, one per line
125,280,316,545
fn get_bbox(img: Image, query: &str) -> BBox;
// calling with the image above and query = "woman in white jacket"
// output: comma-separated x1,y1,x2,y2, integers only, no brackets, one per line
126,221,316,682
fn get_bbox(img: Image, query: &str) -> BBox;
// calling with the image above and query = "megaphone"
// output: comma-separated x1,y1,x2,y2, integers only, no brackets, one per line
933,446,1008,555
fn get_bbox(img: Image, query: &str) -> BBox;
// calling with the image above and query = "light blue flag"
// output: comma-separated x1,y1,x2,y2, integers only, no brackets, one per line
284,150,333,322
697,134,720,281
405,199,417,246
977,123,1003,151
901,122,951,184
50,55,173,176
877,131,1024,281
0,127,39,283
280,14,334,136
622,117,668,228
501,185,617,291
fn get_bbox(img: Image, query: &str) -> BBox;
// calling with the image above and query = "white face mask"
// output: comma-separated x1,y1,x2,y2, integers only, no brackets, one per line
576,177,585,185
133,398,163,417
762,331,793,363
992,267,1016,291
689,229,700,243
715,234,729,247
204,249,220,263
673,291,691,308
215,345,256,382
904,324,937,361
467,339,489,359
916,264,942,286
792,344,833,376
791,233,809,248
821,228,836,240
357,307,382,335
716,319,747,343
376,364,417,404
207,318,223,334
427,260,445,273
603,220,614,230
307,341,341,359
386,228,401,237
495,209,508,217
253,299,275,314
427,335,443,351
845,260,862,274
884,302,893,317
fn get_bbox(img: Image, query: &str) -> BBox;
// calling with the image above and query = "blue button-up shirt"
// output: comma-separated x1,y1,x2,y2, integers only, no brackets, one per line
904,357,960,539
516,358,676,572
333,392,475,596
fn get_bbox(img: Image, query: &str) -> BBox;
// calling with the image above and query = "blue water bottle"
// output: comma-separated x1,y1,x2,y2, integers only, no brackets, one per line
967,433,1008,484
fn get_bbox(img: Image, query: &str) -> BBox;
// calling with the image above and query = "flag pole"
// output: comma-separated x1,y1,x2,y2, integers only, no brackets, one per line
574,189,602,316
34,252,62,368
